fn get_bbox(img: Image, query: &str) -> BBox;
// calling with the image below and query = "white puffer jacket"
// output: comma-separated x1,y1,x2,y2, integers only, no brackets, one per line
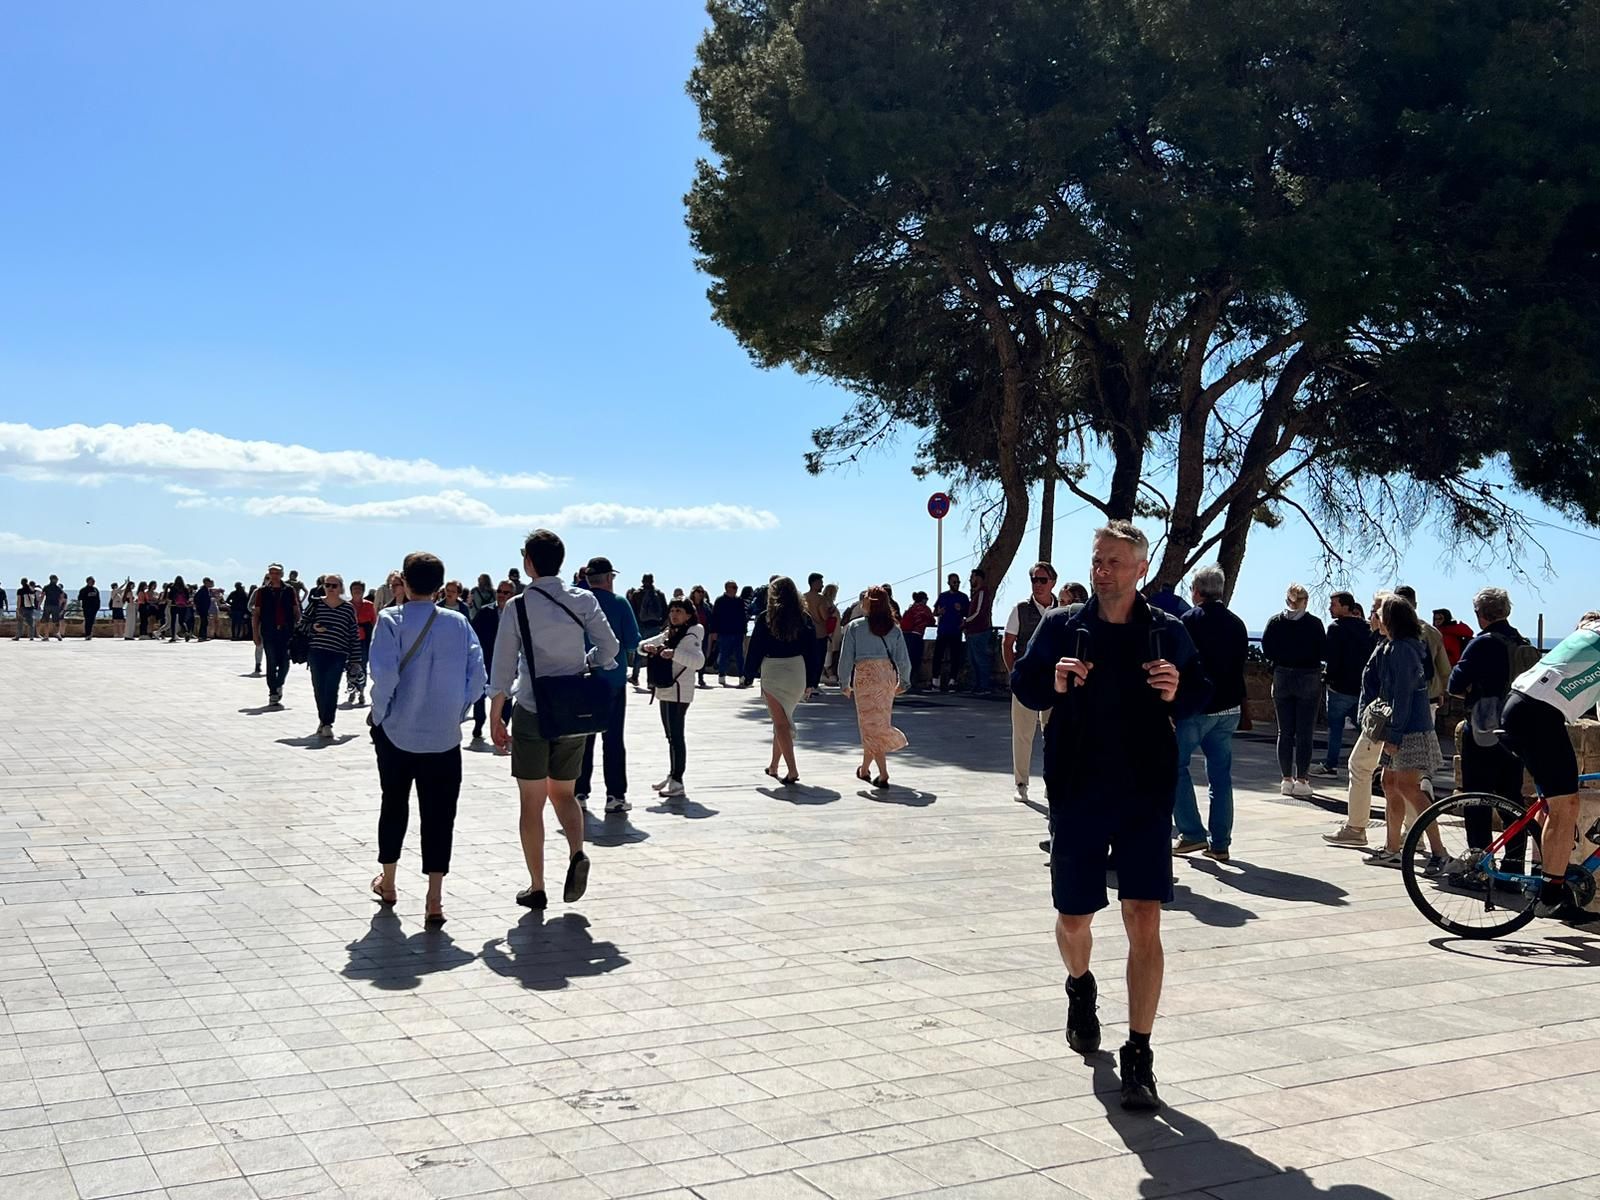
638,624,706,705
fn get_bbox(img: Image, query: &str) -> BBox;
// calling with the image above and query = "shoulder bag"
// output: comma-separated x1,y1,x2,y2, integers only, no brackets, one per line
289,598,315,664
368,606,438,729
514,589,614,739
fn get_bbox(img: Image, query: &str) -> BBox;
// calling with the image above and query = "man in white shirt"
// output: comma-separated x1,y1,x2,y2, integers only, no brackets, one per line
490,529,620,912
1003,561,1059,803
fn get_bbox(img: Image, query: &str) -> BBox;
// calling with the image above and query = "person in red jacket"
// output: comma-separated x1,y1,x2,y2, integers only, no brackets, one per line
1432,608,1475,666
898,590,935,692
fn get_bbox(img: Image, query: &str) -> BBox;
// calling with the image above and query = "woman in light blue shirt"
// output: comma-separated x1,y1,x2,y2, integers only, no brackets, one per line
838,586,913,788
367,552,486,927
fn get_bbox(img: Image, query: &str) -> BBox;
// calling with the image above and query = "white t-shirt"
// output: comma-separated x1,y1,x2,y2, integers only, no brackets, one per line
1004,597,1056,637
1513,628,1600,721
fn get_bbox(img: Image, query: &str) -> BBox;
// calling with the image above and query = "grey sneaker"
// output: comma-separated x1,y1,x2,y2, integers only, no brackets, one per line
604,796,630,814
1323,825,1368,847
1366,849,1406,869
1423,853,1449,878
1311,764,1339,777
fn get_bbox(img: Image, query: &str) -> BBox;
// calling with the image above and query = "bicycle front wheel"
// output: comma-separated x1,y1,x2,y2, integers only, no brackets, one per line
1401,792,1539,939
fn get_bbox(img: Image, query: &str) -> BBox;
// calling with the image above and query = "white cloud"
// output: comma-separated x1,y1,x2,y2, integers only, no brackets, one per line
226,489,779,532
0,422,562,493
0,531,242,579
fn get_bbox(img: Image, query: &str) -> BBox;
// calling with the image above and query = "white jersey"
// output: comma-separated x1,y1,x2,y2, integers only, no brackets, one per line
1512,628,1600,721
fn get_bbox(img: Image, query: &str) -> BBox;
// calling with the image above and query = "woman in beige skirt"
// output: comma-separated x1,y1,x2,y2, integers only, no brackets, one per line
838,586,913,787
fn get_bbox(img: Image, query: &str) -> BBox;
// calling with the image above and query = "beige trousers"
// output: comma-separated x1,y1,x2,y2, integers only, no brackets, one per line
1345,730,1382,829
1011,696,1051,787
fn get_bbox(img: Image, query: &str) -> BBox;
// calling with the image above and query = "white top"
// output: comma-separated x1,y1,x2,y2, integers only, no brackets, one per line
1004,598,1055,636
638,624,707,705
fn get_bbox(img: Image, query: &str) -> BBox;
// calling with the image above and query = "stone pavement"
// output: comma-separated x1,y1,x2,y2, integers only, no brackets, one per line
3,638,1600,1200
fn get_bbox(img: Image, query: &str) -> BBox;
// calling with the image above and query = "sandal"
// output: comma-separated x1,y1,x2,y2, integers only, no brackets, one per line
855,766,872,784
781,775,799,786
370,875,396,905
764,767,781,781
424,907,447,927
872,776,890,789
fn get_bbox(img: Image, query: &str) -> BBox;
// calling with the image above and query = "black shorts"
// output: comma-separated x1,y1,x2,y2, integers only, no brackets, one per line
1501,691,1578,798
1050,805,1175,914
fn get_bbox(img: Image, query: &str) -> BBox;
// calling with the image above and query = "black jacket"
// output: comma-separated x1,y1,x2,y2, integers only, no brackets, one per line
1012,595,1210,814
1261,611,1326,670
1181,600,1248,713
1447,620,1526,706
1323,615,1375,696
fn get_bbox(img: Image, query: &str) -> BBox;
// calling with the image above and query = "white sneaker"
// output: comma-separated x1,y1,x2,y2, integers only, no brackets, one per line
604,796,630,813
1290,779,1314,798
1014,783,1030,803
1279,779,1295,796
661,780,685,797
1420,777,1436,801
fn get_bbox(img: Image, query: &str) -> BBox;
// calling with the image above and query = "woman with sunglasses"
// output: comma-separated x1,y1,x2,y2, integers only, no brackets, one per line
304,573,361,739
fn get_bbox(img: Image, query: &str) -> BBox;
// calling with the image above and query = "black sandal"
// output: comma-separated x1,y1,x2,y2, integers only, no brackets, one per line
425,908,447,927
855,767,872,784
873,776,890,789
563,852,590,904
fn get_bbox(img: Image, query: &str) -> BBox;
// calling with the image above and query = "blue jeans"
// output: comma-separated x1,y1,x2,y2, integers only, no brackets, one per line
966,632,994,691
576,685,628,799
1173,710,1240,850
1323,690,1358,769
717,632,745,678
308,647,346,727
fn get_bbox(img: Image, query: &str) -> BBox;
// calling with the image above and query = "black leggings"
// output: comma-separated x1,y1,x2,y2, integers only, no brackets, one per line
1502,691,1579,798
374,725,462,874
659,701,688,782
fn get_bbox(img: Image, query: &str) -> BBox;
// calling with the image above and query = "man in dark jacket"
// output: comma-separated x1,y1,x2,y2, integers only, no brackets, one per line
711,581,748,684
1012,521,1209,1114
1316,591,1376,776
1171,566,1248,860
1447,585,1536,865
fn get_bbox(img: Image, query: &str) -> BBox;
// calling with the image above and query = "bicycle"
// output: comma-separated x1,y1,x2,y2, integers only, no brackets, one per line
1401,772,1600,938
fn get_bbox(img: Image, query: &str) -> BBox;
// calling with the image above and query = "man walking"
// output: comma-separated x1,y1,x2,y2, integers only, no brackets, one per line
1012,520,1208,1112
627,573,666,687
711,581,748,685
78,576,101,640
962,567,996,692
489,530,620,911
1315,591,1374,777
575,556,641,813
1003,561,1059,803
1171,566,1248,860
931,573,968,693
251,563,301,706
194,578,214,642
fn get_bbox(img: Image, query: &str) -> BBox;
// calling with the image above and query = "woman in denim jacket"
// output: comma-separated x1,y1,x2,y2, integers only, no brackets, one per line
1369,596,1447,871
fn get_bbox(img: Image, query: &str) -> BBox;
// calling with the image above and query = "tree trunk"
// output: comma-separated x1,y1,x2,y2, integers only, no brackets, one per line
1215,494,1256,605
1038,473,1055,564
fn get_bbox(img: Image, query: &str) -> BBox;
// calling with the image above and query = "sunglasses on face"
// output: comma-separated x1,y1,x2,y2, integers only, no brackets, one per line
1031,576,1052,585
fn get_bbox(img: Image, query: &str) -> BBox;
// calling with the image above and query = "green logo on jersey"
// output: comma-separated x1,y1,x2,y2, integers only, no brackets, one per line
1558,661,1600,702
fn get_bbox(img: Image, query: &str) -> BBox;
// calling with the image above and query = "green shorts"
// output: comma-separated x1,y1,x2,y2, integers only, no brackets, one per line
511,709,585,782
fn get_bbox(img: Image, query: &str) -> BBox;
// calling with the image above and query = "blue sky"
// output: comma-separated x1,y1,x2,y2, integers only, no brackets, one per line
2,2,1594,637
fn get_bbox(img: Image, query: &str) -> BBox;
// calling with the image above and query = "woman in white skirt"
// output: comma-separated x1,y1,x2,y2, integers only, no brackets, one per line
742,576,820,784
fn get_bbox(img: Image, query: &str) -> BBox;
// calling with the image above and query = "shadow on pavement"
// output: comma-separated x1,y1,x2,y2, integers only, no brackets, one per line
1183,856,1350,907
238,704,279,716
863,787,936,807
1168,883,1256,928
645,798,719,819
757,785,841,806
275,734,359,749
1081,1054,1392,1197
1430,932,1600,968
583,809,649,846
341,910,476,991
479,911,628,991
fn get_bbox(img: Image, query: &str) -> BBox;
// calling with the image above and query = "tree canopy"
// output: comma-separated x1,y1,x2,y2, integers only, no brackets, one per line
687,0,1600,595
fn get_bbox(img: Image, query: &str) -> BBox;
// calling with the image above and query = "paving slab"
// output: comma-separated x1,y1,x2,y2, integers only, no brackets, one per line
3,638,1598,1198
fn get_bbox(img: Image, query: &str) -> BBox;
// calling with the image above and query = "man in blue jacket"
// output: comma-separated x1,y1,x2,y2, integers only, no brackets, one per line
576,556,641,813
1013,521,1209,1114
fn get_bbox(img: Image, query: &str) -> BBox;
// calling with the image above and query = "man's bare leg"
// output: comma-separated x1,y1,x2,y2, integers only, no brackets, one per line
1057,913,1100,1054
517,778,549,890
1055,913,1093,977
1121,900,1164,1035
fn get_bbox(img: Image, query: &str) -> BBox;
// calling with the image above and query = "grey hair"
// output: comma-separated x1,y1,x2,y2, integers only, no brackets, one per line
1093,519,1149,559
1473,587,1512,624
1191,565,1226,601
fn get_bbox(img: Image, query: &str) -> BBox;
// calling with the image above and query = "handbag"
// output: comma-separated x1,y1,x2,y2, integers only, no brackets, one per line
289,598,315,664
368,605,438,729
513,588,615,739
1360,698,1392,743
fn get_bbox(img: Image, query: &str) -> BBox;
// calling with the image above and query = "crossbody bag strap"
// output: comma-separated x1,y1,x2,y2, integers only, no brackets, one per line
514,592,538,682
531,586,588,631
397,606,439,675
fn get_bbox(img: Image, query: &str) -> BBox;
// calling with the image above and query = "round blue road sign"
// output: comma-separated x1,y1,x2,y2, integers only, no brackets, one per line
927,492,951,520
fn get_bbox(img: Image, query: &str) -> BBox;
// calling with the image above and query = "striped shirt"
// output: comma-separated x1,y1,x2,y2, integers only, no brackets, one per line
305,598,360,659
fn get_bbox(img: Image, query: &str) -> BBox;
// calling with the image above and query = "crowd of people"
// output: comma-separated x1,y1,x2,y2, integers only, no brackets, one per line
9,522,1600,1116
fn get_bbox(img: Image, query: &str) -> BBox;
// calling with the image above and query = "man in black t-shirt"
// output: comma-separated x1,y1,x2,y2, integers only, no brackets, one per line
78,577,102,640
1013,521,1209,1114
41,575,66,640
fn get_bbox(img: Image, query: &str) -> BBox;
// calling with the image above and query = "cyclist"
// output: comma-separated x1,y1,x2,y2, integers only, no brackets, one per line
1499,612,1600,917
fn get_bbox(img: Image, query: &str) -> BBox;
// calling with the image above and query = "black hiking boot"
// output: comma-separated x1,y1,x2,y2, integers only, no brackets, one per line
1065,972,1100,1054
1119,1041,1161,1112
